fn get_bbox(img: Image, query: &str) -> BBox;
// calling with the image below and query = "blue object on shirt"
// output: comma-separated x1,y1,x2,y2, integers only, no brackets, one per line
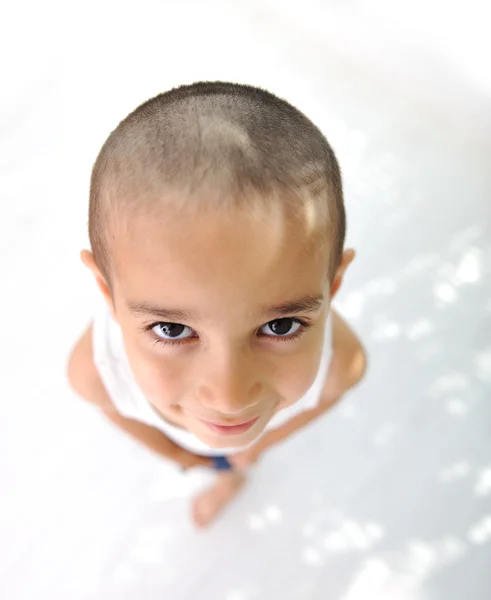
211,455,233,470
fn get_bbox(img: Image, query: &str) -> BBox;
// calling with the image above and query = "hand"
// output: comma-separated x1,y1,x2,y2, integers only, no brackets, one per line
228,446,262,470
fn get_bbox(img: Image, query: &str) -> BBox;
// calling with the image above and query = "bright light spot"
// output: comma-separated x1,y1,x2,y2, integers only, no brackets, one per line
474,468,491,496
404,254,440,276
408,540,436,570
340,292,365,319
365,522,384,541
264,505,282,523
429,373,468,397
469,525,488,545
456,251,481,283
340,521,369,550
406,319,435,341
468,522,490,545
372,319,401,340
324,521,384,552
447,398,468,416
439,461,470,482
440,536,466,561
434,282,457,304
340,558,392,599
303,546,323,566
324,531,349,552
302,195,323,234
475,349,491,383
248,514,265,531
384,323,400,338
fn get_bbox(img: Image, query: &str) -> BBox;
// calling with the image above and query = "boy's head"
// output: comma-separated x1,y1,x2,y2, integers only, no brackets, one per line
84,82,354,448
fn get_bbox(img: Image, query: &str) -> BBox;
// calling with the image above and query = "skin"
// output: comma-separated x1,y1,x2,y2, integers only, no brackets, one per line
68,200,366,526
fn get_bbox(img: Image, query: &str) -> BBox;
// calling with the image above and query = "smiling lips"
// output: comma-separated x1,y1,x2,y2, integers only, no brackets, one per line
200,417,260,436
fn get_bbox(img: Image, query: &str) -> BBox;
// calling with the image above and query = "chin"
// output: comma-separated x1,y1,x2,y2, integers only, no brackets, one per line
194,430,254,450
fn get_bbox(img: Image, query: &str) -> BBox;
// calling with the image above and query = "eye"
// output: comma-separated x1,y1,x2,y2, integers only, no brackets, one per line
259,318,303,338
151,322,195,341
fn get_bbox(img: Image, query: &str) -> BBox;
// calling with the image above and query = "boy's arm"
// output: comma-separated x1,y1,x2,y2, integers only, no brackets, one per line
230,309,367,468
67,324,212,470
100,406,212,470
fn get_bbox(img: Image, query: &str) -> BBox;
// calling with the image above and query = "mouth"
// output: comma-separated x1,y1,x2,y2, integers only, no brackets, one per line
199,416,260,436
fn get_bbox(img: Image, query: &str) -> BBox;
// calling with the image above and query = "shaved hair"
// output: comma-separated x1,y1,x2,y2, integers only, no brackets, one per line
89,81,346,282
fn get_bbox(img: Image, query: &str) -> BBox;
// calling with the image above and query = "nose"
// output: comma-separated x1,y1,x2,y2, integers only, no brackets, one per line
194,345,263,415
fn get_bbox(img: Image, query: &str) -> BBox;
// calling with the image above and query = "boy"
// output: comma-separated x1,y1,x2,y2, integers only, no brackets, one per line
68,82,366,527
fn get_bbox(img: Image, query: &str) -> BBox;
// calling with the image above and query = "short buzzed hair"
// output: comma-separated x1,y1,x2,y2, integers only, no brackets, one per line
89,81,345,282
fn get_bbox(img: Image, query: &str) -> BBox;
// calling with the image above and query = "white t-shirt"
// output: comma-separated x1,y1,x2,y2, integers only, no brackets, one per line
92,298,333,456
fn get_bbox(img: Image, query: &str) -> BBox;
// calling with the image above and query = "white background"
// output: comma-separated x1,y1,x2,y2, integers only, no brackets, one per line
1,1,490,598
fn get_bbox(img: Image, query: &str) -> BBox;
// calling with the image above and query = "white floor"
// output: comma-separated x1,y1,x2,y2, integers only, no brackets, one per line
1,2,490,599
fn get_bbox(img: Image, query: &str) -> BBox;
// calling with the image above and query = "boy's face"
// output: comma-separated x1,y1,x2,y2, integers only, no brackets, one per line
97,201,335,449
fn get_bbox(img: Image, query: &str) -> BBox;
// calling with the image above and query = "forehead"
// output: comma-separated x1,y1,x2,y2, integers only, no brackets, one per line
111,203,330,315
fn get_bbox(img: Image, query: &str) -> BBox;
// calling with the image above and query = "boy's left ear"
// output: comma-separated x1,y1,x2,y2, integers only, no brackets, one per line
330,248,356,298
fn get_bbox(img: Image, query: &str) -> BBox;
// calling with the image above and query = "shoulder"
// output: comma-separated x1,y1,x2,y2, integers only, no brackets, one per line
67,323,118,415
320,308,367,403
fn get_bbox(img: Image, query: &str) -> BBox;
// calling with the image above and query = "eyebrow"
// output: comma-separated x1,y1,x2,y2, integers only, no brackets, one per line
128,303,197,322
262,294,324,318
128,294,324,322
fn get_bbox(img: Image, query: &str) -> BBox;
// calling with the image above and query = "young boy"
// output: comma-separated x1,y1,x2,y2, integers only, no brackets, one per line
67,82,366,527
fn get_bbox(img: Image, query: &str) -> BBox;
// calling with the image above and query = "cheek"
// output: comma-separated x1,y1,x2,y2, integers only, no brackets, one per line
273,344,324,407
123,338,182,407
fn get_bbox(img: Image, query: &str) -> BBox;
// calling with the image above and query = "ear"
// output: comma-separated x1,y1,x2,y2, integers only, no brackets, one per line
330,248,356,299
81,250,116,319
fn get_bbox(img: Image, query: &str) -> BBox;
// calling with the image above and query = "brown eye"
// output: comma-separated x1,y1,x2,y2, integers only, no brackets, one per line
260,318,302,337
